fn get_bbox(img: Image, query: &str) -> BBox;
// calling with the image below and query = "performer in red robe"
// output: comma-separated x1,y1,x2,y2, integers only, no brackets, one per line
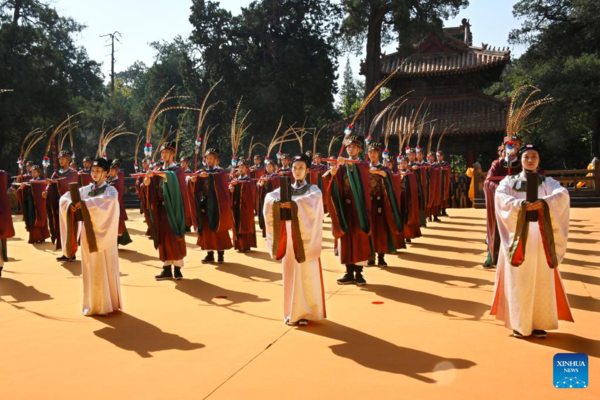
249,154,266,214
323,134,372,286
483,136,523,268
427,152,442,222
366,142,404,267
257,158,280,238
17,165,50,244
78,156,94,187
398,156,422,242
386,157,406,250
108,159,132,246
278,153,295,184
14,160,34,216
141,141,193,280
436,150,452,216
0,170,16,277
309,153,328,213
43,150,79,260
136,159,153,237
230,159,257,252
188,148,233,264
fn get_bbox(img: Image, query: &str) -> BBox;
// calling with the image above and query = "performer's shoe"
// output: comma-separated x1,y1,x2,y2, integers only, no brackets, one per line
155,266,173,281
244,249,251,253
532,330,547,338
174,267,183,280
298,319,309,326
441,209,449,217
405,238,411,243
433,216,441,222
428,216,433,222
482,262,495,269
355,272,367,286
56,255,69,261
217,251,224,264
0,266,3,277
377,254,387,267
337,265,356,285
367,260,376,266
202,252,215,264
67,257,76,262
512,330,525,338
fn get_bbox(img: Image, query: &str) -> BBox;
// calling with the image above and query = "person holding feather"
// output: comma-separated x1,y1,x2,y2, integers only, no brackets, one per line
0,170,16,277
43,150,80,261
107,159,133,246
16,165,50,244
366,142,404,267
188,148,233,264
264,154,326,326
323,133,372,286
142,141,193,281
229,158,257,253
257,157,280,238
78,156,94,187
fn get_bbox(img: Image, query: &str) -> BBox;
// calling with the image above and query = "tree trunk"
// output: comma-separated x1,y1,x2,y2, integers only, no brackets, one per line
593,112,600,159
363,5,387,137
12,0,23,26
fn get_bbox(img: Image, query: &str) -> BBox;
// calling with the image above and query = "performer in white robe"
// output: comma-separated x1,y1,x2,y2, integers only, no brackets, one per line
264,154,327,326
59,158,122,316
491,144,574,338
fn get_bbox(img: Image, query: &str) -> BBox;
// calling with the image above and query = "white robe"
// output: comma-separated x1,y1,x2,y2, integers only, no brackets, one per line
59,183,122,316
264,184,326,323
491,173,573,335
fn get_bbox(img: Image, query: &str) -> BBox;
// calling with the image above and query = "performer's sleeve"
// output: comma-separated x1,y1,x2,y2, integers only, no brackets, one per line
263,189,280,258
294,186,324,261
494,178,522,254
541,177,570,263
58,190,76,253
81,186,119,252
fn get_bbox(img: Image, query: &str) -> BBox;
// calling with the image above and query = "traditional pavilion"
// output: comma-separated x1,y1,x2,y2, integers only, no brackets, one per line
333,19,511,166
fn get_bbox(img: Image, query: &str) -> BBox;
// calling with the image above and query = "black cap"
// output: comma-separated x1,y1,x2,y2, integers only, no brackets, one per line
31,164,42,172
344,135,363,148
180,155,191,162
518,143,541,158
291,154,312,167
368,142,383,152
25,160,34,166
58,150,73,159
237,157,250,167
92,158,111,171
253,155,262,160
205,148,219,157
160,141,177,152
280,153,291,160
82,156,92,162
111,159,121,169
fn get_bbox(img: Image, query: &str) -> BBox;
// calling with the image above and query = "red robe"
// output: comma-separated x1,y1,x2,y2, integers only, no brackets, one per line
19,179,50,243
192,167,233,251
78,168,94,187
249,165,265,214
428,163,442,217
323,161,372,265
45,169,79,250
439,161,452,208
278,167,295,184
257,173,280,237
309,164,328,213
484,158,523,264
136,176,153,237
0,171,16,261
231,175,257,251
369,164,402,254
401,170,422,240
109,171,129,236
143,165,193,262
389,170,406,249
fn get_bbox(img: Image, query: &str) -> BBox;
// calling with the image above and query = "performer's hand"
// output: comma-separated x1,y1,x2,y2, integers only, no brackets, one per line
69,203,81,213
190,176,197,183
412,165,418,170
337,157,346,165
280,202,291,209
42,191,47,199
146,170,154,178
331,167,338,176
199,172,209,178
525,200,543,211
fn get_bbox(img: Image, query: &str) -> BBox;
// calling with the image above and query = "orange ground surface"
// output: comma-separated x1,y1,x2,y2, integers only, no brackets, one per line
1,208,598,400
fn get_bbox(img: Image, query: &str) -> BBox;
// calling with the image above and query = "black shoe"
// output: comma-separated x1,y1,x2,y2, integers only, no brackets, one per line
355,272,367,286
441,210,449,217
244,249,251,253
433,217,441,222
367,260,375,266
405,238,411,243
377,254,387,267
174,267,183,280
155,266,173,281
67,257,76,262
56,255,69,261
337,265,356,285
532,330,547,338
202,252,215,264
217,251,224,264
482,262,495,269
513,330,525,338
0,266,3,277
428,216,433,222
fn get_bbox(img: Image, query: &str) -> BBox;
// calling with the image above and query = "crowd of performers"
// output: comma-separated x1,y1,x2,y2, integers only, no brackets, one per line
0,134,575,338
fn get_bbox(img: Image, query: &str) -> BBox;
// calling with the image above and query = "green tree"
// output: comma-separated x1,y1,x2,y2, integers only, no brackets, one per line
338,57,364,118
338,0,468,130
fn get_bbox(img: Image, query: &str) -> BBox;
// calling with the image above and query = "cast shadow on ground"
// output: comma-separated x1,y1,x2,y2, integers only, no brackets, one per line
563,257,600,269
117,248,157,263
397,252,482,269
174,278,270,307
560,271,600,287
215,262,281,283
524,332,600,359
360,284,490,320
93,312,204,358
0,277,53,303
566,293,600,313
58,260,81,277
302,320,476,383
407,242,484,256
384,266,493,289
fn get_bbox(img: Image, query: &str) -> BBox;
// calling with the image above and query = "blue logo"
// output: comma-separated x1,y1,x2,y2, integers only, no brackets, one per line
554,353,588,388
